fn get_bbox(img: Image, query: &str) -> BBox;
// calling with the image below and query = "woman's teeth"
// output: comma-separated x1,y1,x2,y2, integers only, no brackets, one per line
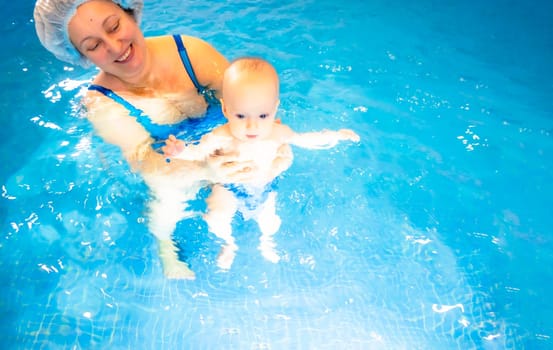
116,47,131,62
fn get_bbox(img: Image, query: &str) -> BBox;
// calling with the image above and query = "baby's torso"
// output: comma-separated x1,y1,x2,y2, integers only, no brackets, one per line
206,123,291,189
219,140,283,207
235,140,281,170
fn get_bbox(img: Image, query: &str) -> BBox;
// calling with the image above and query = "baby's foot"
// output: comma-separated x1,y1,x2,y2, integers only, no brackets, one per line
258,214,281,237
259,238,280,263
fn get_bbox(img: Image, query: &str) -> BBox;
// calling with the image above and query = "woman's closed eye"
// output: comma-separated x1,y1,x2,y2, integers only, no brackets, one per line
108,20,120,33
104,16,120,33
85,40,101,51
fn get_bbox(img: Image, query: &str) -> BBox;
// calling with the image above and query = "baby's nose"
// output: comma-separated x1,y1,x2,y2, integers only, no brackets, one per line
246,119,257,129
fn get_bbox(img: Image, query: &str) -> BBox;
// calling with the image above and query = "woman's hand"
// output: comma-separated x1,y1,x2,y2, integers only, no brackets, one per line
207,150,257,183
207,143,294,185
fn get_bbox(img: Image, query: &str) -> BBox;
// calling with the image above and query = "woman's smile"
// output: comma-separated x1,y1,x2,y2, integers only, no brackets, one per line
115,45,133,63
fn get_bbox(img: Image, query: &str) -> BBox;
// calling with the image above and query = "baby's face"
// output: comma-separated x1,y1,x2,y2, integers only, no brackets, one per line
222,74,279,142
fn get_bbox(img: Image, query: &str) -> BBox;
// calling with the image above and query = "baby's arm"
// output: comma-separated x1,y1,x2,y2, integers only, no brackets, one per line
269,143,293,178
286,127,360,149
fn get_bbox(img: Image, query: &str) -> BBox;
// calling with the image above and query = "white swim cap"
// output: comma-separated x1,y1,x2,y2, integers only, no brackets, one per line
34,0,144,67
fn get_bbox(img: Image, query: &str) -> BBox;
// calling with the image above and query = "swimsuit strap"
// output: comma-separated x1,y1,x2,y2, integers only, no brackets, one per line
172,34,203,93
88,84,172,142
88,85,144,117
172,34,220,105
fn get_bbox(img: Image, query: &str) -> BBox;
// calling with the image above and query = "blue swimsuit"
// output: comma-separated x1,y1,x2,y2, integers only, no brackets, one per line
88,35,225,149
224,178,279,211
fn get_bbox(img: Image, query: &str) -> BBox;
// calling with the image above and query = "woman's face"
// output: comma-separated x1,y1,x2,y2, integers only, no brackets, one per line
68,0,147,80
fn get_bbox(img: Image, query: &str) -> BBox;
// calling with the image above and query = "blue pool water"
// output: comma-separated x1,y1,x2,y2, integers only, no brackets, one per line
1,0,552,349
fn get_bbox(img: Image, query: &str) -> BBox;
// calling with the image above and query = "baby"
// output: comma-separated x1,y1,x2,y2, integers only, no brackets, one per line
163,57,359,269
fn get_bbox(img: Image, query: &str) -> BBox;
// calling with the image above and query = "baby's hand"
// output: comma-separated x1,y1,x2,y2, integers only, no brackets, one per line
338,129,360,142
162,135,186,157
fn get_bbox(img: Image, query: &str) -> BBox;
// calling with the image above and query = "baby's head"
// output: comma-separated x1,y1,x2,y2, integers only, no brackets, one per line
221,57,280,141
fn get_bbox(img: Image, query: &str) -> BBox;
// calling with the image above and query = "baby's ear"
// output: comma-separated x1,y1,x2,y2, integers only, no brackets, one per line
275,100,281,124
220,98,228,114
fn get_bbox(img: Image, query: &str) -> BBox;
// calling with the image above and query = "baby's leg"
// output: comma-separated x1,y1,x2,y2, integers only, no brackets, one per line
204,185,239,269
256,191,281,263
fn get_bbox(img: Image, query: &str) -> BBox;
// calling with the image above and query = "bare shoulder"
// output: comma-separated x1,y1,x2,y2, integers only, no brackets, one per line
146,35,185,67
179,35,212,49
142,35,175,58
145,34,184,48
271,122,296,142
83,88,116,116
199,124,235,153
209,124,232,137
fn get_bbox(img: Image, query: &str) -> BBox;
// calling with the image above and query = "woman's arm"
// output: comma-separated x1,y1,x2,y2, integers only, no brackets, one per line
84,92,206,178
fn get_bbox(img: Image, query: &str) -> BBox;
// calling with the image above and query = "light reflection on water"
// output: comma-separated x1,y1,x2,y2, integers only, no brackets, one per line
2,0,553,349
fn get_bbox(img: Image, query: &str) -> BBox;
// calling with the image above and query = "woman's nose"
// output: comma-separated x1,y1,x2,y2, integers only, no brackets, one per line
104,36,121,54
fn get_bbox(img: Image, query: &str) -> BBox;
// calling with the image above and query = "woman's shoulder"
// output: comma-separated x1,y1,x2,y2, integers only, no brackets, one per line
145,34,207,47
145,34,222,66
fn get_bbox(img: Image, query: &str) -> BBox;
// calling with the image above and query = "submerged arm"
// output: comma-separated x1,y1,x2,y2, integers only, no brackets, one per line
84,93,208,179
288,128,360,149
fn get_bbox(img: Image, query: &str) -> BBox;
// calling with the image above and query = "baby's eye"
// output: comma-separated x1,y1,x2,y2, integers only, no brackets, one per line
235,114,245,119
259,114,268,119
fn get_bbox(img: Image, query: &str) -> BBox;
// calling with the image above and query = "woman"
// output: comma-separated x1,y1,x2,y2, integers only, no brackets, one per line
33,0,292,279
